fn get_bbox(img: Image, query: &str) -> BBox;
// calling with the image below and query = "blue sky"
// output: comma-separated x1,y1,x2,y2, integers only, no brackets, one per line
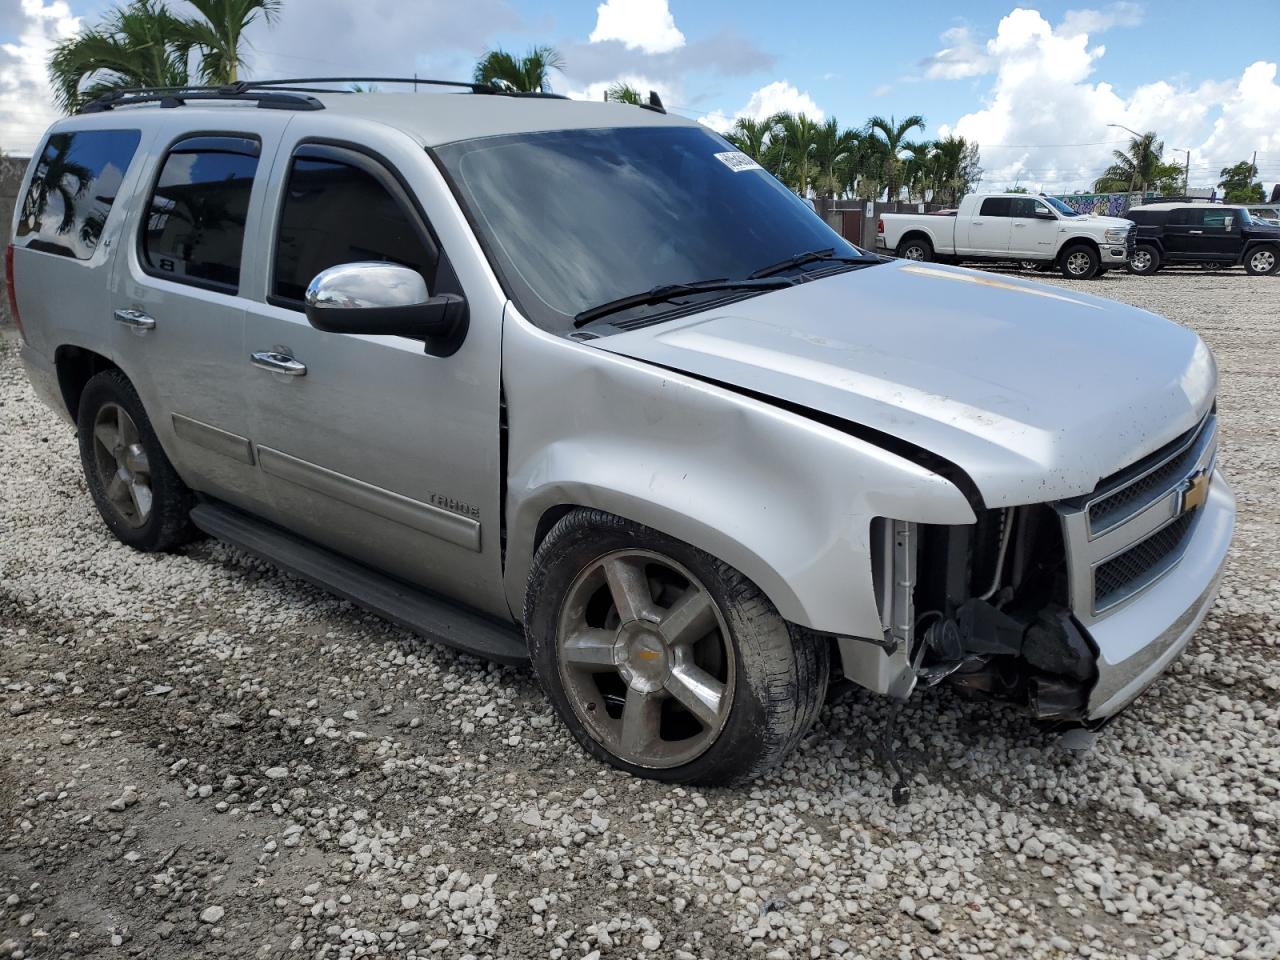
3,0,1278,193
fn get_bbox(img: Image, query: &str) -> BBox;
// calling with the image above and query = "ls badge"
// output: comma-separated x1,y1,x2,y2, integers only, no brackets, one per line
1180,469,1212,515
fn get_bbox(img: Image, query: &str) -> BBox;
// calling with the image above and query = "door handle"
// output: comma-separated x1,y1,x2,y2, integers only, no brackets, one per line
1013,222,1026,228
972,220,984,225
251,351,307,376
113,308,156,331
1189,230,1203,234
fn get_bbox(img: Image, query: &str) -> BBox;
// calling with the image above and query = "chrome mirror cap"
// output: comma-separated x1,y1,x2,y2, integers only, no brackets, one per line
304,262,429,311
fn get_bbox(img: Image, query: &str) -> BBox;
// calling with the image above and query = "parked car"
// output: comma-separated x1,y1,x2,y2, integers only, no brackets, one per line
1243,204,1280,227
1125,202,1280,275
9,81,1234,787
877,193,1134,278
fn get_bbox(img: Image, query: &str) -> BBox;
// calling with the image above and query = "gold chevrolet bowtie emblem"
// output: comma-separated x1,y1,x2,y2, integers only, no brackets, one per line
1181,470,1211,514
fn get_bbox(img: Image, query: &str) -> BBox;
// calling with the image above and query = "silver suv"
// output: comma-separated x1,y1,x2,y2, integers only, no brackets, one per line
9,80,1235,787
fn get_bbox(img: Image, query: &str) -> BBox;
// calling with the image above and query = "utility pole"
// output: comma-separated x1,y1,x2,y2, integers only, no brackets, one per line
1175,147,1191,196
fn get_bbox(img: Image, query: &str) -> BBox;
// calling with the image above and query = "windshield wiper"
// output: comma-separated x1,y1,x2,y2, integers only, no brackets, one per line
747,247,875,279
573,277,793,327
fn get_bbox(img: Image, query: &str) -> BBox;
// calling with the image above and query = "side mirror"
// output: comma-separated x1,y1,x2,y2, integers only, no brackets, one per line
1034,208,1057,219
304,262,467,341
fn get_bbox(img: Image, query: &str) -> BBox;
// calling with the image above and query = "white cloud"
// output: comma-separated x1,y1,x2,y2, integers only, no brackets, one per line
565,73,675,106
696,80,824,134
0,0,80,155
922,26,992,80
589,0,685,55
934,8,1279,194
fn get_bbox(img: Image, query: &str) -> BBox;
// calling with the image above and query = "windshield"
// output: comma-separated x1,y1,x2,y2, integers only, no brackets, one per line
1042,196,1082,217
436,125,866,330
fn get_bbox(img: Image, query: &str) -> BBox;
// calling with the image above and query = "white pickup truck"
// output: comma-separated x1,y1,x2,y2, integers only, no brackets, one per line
877,193,1135,279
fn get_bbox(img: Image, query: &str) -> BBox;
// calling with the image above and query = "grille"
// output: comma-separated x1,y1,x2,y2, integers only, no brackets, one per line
1088,416,1212,533
1094,511,1195,609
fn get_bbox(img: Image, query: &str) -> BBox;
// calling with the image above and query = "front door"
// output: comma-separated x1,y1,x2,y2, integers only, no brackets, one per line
1007,196,1060,259
1191,208,1242,261
111,117,292,514
239,134,507,616
962,197,1013,254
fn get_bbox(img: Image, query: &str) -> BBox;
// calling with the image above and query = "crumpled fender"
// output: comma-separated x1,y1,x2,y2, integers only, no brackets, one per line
502,307,976,638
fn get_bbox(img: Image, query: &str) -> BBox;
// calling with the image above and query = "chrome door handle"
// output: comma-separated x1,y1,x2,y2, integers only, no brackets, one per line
251,351,307,376
113,308,156,330
1013,222,1026,228
1189,230,1203,234
972,220,984,225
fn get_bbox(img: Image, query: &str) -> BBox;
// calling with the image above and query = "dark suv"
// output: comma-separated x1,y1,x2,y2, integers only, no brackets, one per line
1125,202,1280,275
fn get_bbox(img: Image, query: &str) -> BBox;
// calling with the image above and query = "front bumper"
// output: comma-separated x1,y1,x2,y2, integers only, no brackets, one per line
1084,469,1234,718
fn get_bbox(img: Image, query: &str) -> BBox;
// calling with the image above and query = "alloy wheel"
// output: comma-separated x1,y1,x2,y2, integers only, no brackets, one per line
556,549,735,769
1066,251,1092,276
902,245,926,261
1250,249,1276,274
1131,249,1152,272
90,402,153,528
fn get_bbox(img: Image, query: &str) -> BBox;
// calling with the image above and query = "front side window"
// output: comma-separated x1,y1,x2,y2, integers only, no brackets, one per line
142,136,260,291
1009,197,1051,218
436,126,866,331
18,128,141,259
272,150,439,304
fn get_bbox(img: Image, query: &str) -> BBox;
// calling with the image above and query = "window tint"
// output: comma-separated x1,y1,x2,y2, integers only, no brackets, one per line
1199,210,1237,231
273,153,439,304
142,137,259,290
1009,197,1051,218
17,129,141,259
979,197,1011,217
1126,210,1154,225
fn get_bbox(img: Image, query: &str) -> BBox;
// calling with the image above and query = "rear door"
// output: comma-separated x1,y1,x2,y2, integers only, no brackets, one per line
1007,196,1059,258
111,114,293,514
961,197,1012,254
238,131,507,615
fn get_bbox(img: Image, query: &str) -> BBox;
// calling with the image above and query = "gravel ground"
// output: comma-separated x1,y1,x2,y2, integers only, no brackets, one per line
1,269,1278,960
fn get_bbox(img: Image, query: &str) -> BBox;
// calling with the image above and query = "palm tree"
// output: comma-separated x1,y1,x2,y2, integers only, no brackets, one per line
1093,131,1163,194
810,119,860,205
48,0,191,112
770,112,823,197
865,114,925,201
725,117,775,162
901,140,935,201
605,82,643,105
472,45,564,93
175,0,281,84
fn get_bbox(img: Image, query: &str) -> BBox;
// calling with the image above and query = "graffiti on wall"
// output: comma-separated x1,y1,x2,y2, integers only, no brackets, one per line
1050,193,1151,217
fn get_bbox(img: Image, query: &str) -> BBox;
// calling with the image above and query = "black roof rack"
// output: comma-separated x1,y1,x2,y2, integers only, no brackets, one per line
78,76,571,114
1136,195,1221,205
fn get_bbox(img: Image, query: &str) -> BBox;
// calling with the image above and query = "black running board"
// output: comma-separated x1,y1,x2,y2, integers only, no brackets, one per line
190,501,529,665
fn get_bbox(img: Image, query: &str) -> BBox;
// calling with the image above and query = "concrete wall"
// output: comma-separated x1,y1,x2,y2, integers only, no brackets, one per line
1,155,31,326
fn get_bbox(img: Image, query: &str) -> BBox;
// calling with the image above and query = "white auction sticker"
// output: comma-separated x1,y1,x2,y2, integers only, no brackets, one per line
713,151,763,172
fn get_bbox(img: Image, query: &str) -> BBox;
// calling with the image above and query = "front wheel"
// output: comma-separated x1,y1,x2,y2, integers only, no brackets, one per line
525,510,829,784
1245,244,1279,276
1060,244,1101,279
1128,243,1161,275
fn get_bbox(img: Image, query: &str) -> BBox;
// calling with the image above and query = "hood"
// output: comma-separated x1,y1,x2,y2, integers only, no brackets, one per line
1084,214,1133,229
592,260,1216,508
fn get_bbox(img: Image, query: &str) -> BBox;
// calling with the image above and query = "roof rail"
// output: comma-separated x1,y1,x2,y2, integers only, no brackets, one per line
79,76,571,114
1136,195,1220,205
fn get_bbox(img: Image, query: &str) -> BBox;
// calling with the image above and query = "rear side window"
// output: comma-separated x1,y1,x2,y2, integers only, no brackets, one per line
17,128,141,259
979,197,1011,217
272,149,439,304
141,135,260,291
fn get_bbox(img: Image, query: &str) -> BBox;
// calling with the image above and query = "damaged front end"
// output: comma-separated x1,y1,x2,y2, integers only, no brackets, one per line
853,508,1099,724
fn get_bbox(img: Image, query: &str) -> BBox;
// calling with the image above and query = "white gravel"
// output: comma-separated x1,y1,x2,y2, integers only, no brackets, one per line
1,269,1279,959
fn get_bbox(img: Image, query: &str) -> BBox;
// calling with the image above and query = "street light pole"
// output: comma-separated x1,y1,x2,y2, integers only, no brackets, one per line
1173,147,1191,196
1107,122,1143,196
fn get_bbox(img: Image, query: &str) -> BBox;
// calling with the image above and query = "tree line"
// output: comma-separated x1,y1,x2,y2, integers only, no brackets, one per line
1091,131,1267,203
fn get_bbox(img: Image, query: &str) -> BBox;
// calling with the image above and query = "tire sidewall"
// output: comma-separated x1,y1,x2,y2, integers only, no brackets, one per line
77,371,188,552
897,239,932,262
1128,244,1160,275
526,515,802,785
1060,244,1100,279
1244,244,1279,276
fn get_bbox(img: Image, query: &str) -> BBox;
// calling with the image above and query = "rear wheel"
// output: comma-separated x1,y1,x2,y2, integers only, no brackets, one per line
77,370,196,552
1060,244,1100,279
525,510,829,784
1245,244,1278,276
896,237,933,262
1127,243,1161,275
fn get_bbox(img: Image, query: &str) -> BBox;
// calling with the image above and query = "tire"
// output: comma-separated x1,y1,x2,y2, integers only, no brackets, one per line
1244,244,1279,276
896,237,933,262
1060,243,1100,279
1127,243,1161,275
524,509,829,785
77,369,196,552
